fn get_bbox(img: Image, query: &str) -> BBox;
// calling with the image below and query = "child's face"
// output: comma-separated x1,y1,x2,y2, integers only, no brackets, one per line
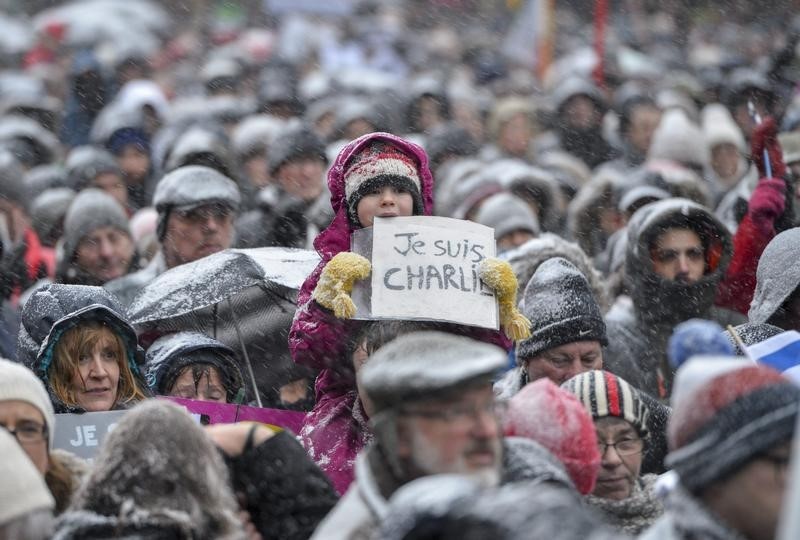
356,185,415,227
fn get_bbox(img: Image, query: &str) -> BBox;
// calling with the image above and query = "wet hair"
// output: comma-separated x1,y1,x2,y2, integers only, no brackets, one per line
166,363,229,402
49,322,146,410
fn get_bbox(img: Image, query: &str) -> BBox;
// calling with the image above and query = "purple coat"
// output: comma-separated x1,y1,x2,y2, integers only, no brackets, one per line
289,132,436,371
290,132,510,494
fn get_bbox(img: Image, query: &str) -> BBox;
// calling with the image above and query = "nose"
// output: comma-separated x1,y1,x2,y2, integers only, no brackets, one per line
202,214,221,233
560,358,581,383
601,444,623,466
471,406,500,439
88,355,109,378
677,254,691,274
379,189,397,206
98,237,114,258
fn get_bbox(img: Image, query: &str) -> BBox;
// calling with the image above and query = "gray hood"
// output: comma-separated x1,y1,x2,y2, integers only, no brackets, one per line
749,227,800,324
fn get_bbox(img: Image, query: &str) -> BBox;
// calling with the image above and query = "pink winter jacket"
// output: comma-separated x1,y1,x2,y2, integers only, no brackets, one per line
290,132,510,494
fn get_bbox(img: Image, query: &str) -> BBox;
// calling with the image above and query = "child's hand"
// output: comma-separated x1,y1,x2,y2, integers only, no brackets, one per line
313,252,372,318
479,257,532,341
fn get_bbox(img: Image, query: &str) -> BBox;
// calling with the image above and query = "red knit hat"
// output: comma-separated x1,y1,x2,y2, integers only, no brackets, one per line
343,139,423,225
667,364,800,493
504,379,601,495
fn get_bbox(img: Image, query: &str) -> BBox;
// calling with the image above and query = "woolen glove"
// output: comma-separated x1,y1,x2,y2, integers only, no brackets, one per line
478,257,531,341
750,117,787,179
748,178,786,235
312,252,371,318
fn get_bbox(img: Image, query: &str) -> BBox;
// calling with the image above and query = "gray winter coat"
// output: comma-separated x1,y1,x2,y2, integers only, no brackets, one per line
638,487,748,540
104,250,167,307
749,227,800,326
311,437,575,540
603,198,744,399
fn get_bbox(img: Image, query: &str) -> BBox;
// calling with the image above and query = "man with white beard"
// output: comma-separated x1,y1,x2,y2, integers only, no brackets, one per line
311,331,575,540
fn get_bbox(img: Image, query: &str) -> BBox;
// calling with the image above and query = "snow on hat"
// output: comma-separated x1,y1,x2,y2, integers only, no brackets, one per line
722,322,784,356
517,257,607,360
701,103,746,153
504,378,600,494
153,165,240,241
648,109,708,170
30,187,75,246
0,358,56,450
666,362,800,493
361,331,506,414
0,429,54,525
61,188,130,263
474,192,540,241
144,332,244,402
618,185,670,215
344,138,424,225
562,370,650,438
778,131,800,165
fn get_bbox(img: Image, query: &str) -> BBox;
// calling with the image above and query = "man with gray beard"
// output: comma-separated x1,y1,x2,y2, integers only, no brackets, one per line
311,331,575,540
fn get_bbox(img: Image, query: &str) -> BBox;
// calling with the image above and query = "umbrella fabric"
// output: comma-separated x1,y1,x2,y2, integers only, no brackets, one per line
128,248,320,407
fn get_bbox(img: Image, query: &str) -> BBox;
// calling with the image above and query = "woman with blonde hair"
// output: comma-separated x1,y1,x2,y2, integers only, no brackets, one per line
17,283,147,413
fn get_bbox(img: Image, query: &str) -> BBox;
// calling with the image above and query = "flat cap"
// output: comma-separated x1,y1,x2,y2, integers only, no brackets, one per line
361,331,507,413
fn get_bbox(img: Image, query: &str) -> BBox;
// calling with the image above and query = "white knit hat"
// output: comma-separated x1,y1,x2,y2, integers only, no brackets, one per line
0,429,54,525
701,103,746,153
0,359,56,449
648,108,709,169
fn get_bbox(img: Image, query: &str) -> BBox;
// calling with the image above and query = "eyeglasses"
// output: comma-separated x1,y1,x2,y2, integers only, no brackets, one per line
400,401,507,428
175,204,233,223
598,437,643,456
1,421,47,444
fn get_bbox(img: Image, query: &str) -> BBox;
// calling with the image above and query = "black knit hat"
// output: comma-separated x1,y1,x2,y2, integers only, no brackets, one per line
517,257,607,360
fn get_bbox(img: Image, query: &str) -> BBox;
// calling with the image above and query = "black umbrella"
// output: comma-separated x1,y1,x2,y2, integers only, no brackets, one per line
127,247,320,407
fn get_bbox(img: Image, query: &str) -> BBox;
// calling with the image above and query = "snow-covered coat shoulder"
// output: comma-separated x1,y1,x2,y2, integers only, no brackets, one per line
289,132,435,371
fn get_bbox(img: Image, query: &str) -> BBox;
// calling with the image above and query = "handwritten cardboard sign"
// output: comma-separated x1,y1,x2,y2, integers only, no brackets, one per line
164,396,306,434
352,216,499,329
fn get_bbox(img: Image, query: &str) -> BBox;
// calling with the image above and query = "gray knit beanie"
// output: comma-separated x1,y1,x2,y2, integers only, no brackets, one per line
61,188,130,262
474,192,540,240
517,257,607,360
153,165,241,241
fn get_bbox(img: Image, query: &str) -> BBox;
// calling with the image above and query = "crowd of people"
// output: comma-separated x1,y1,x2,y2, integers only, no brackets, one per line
2,0,800,538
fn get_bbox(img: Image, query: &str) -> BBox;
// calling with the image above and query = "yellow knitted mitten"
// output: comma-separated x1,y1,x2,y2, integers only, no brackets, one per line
312,252,372,318
478,257,531,341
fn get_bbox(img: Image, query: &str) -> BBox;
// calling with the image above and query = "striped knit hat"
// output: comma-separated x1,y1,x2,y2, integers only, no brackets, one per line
344,140,423,226
562,370,650,438
666,363,800,493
